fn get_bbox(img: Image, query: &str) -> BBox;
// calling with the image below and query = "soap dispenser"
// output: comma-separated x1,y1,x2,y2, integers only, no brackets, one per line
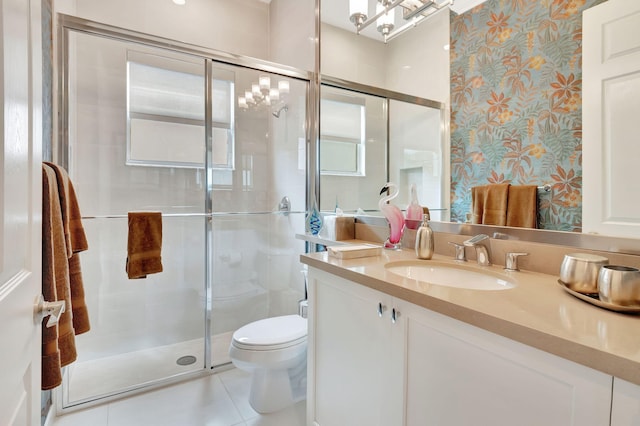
415,213,434,260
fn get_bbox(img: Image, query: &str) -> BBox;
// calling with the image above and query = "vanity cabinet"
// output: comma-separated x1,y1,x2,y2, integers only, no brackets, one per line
307,267,613,426
611,378,640,425
307,268,403,425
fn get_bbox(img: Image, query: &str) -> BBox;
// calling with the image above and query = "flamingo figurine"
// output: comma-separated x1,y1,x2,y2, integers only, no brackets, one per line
379,182,405,249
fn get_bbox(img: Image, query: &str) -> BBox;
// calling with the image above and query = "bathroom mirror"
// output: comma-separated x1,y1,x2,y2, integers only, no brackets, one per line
318,0,640,252
319,81,447,221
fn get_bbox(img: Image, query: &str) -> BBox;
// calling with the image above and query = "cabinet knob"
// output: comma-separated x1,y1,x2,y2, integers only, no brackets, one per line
377,302,385,318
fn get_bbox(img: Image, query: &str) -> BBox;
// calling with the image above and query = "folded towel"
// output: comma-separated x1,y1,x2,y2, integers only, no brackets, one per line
126,212,163,279
471,184,509,226
44,162,90,335
506,185,538,228
483,183,509,225
42,164,76,390
471,186,486,224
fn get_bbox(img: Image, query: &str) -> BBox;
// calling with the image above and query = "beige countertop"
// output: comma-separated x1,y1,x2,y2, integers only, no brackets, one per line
301,245,640,385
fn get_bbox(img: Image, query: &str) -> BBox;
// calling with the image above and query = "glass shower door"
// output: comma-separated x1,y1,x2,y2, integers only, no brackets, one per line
61,28,309,406
63,30,209,405
206,61,307,368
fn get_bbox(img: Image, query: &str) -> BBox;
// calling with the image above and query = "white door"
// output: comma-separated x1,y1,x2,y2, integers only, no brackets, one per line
583,0,640,237
0,0,43,425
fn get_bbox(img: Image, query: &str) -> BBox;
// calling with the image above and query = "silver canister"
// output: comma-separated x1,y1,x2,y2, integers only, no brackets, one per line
559,253,609,294
415,214,434,260
598,265,640,306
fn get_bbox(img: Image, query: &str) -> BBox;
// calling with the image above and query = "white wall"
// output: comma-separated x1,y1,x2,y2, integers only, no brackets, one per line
56,0,315,71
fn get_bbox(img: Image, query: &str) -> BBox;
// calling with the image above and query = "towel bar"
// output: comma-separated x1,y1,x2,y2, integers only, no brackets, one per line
468,184,552,192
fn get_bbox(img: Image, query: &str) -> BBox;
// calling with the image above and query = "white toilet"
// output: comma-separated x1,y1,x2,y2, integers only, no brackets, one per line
229,314,307,413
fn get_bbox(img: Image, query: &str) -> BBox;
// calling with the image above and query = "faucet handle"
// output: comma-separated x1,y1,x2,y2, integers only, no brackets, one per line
448,241,467,262
504,252,529,272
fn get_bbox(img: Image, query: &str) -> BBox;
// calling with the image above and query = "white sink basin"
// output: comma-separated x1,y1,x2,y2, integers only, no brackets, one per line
384,261,515,291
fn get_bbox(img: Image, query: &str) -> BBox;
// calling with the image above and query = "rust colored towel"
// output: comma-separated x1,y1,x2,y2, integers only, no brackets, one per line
471,184,509,226
483,183,509,225
42,164,76,390
126,212,163,279
44,162,90,335
506,185,538,228
471,185,486,224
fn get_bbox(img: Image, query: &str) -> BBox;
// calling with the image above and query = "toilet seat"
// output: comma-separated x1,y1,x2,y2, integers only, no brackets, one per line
232,315,307,351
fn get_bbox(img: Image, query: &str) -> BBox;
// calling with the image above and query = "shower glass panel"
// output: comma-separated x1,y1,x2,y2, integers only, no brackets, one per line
63,31,208,405
207,62,307,368
61,29,307,406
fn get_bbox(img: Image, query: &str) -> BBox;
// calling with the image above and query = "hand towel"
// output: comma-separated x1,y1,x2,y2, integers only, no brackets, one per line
506,185,538,228
471,185,486,224
42,164,77,390
44,162,90,334
126,212,163,279
482,183,509,225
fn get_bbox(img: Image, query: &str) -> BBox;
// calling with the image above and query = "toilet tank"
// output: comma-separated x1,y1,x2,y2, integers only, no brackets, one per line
257,248,293,291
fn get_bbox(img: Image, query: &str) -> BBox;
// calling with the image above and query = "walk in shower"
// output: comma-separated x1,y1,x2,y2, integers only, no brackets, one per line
58,17,309,407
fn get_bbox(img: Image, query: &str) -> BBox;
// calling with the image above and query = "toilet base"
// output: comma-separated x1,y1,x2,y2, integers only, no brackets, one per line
249,368,294,414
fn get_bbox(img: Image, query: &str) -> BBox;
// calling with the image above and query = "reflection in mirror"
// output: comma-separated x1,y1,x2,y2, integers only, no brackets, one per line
319,82,447,220
319,85,387,213
388,99,447,222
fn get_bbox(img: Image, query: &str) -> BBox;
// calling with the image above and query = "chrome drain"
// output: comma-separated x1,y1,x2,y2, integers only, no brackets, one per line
176,355,197,366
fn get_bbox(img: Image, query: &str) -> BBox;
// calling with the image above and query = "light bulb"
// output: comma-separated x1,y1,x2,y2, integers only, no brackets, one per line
269,88,280,101
376,3,395,36
349,0,368,26
259,76,270,91
278,80,289,95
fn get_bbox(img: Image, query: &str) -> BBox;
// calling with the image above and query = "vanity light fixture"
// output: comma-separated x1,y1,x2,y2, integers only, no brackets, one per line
172,0,186,5
238,76,290,114
349,0,454,43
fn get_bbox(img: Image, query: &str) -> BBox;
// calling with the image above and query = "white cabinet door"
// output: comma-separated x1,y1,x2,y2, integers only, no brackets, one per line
307,268,403,426
399,301,612,426
611,378,640,425
583,0,640,237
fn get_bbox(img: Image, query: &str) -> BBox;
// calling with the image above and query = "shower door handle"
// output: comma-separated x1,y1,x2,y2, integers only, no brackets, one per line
34,295,66,328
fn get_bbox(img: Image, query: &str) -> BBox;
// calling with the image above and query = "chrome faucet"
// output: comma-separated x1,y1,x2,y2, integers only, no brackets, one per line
463,234,492,266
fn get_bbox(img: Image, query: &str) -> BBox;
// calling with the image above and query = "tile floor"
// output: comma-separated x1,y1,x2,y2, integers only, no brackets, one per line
52,368,306,426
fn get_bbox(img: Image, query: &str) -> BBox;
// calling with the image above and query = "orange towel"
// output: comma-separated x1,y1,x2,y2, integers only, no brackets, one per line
44,162,90,334
471,186,486,224
506,185,538,228
471,184,509,226
483,183,509,225
126,212,163,279
42,164,76,390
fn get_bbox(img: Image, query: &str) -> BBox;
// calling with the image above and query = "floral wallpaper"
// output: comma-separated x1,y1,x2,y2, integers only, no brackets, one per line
450,0,606,231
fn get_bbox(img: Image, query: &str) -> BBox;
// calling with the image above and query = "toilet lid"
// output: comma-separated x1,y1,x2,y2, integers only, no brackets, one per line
232,315,307,351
